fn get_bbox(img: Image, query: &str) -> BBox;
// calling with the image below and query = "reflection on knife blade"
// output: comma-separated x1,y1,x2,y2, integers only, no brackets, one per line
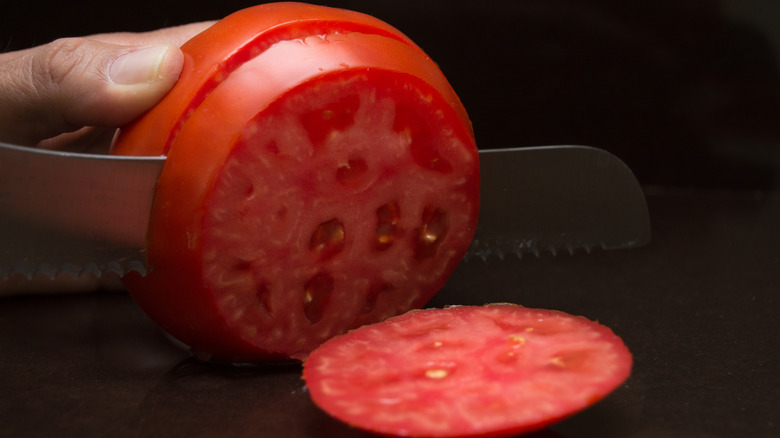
0,141,164,279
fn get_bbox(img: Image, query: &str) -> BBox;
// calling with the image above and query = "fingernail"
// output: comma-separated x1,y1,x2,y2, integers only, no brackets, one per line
109,45,171,85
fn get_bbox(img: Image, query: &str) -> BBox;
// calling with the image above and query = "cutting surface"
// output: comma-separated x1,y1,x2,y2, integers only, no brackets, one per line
1,189,778,438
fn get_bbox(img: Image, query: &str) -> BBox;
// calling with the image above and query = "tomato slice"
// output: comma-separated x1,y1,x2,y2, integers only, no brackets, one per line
303,304,633,437
112,4,479,362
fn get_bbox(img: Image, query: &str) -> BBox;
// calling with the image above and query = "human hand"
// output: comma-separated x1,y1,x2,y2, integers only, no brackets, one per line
0,21,214,152
0,21,214,295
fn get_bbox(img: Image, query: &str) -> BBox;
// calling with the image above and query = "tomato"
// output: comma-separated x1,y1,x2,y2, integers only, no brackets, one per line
111,3,479,362
303,304,633,437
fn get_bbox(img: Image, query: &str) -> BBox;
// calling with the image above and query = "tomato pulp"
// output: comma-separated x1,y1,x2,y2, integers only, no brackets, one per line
112,3,479,361
304,304,633,437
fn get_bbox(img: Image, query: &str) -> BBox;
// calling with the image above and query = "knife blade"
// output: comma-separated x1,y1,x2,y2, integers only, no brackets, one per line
0,142,650,279
469,145,650,261
0,142,163,279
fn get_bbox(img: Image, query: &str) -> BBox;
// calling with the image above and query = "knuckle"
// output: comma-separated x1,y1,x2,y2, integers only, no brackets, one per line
33,37,92,88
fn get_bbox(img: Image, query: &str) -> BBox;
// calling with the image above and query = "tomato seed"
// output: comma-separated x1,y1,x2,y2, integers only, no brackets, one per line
508,334,527,346
425,369,450,379
414,207,448,260
303,273,334,324
375,203,401,250
548,357,566,368
310,218,345,259
376,224,395,245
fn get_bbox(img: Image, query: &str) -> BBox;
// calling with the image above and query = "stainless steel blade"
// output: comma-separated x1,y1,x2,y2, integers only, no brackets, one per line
466,145,651,260
0,142,649,279
0,142,165,279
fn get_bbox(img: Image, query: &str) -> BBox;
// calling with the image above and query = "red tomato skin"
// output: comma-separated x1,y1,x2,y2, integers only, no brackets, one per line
113,3,479,362
113,2,469,157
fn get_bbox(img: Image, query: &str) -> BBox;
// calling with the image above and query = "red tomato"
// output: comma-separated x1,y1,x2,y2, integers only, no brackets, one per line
303,304,633,437
111,3,479,362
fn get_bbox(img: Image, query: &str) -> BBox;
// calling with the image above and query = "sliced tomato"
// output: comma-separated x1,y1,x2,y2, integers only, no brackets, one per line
111,3,479,362
303,304,633,437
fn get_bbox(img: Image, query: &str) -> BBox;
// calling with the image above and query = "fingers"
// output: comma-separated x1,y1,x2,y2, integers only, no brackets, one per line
0,39,181,145
88,21,216,47
0,21,215,146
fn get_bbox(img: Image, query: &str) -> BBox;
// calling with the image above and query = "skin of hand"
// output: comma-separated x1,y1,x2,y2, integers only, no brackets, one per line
0,21,215,152
0,22,214,295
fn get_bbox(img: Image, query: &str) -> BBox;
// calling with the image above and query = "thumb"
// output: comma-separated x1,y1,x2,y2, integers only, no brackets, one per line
0,38,183,145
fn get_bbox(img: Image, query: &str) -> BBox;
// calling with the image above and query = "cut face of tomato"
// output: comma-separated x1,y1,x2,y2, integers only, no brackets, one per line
303,304,633,437
201,70,478,358
112,3,479,362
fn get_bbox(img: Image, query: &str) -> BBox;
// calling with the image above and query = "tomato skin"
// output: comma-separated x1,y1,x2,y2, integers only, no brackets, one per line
303,304,633,437
113,3,479,362
113,2,468,157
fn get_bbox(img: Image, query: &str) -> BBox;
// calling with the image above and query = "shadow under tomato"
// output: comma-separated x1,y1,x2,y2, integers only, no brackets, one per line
125,357,373,437
126,356,573,438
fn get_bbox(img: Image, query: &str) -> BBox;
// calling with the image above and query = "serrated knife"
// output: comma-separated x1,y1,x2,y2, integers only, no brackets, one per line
0,142,650,279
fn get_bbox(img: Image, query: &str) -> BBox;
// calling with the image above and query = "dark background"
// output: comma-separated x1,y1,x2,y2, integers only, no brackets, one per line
3,0,780,191
2,3,779,437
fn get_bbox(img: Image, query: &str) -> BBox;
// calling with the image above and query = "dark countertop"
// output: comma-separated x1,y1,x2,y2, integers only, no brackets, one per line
1,188,778,438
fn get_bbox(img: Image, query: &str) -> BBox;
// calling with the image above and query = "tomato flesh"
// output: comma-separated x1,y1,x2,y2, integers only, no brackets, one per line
303,304,633,437
202,71,478,358
112,4,479,361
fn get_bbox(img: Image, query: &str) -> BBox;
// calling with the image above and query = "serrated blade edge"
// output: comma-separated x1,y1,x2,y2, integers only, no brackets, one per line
467,145,651,261
0,258,149,281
